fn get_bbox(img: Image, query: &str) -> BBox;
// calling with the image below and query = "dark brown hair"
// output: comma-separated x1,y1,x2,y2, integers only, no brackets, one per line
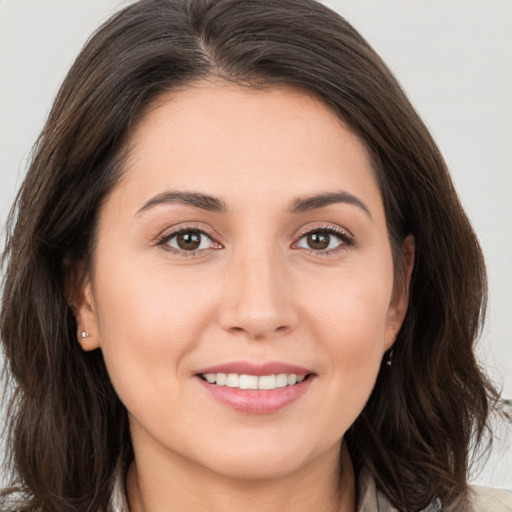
1,1,501,511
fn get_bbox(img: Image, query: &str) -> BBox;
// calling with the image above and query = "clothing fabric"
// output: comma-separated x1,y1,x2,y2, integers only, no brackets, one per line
110,460,511,511
356,471,512,512
467,485,512,512
111,466,445,512
356,469,441,512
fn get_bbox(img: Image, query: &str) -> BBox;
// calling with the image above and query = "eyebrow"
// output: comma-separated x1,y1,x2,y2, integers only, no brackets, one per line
137,191,227,215
136,189,370,217
288,191,371,217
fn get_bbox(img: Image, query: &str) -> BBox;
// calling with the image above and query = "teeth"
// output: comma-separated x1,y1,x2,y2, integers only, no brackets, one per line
239,374,258,389
287,374,297,385
226,373,239,387
275,374,288,388
258,375,276,390
205,373,216,383
201,372,308,390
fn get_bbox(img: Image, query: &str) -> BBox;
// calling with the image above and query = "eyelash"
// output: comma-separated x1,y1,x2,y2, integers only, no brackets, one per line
156,225,220,257
156,224,354,258
294,225,354,256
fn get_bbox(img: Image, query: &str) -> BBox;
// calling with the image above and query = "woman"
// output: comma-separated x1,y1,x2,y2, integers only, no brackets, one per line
0,0,509,511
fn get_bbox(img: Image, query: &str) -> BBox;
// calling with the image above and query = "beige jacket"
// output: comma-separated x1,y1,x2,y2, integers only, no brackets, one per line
357,469,511,512
111,466,512,512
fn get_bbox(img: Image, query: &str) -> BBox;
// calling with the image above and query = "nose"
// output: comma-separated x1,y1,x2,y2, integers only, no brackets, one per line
219,247,299,340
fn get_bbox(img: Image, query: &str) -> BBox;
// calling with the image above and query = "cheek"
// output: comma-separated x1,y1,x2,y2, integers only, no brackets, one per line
94,246,215,339
303,261,393,347
91,252,215,408
305,296,389,440
299,259,393,405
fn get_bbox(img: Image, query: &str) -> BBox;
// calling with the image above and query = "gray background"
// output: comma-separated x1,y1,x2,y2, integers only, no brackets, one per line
1,0,510,488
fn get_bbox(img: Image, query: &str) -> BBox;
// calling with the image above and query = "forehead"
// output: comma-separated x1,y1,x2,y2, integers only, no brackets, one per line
113,81,382,216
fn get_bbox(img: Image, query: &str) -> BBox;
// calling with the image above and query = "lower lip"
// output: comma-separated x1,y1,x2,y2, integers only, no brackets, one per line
197,376,314,414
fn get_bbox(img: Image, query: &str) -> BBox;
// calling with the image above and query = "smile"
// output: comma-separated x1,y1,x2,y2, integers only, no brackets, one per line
195,363,315,414
200,373,307,390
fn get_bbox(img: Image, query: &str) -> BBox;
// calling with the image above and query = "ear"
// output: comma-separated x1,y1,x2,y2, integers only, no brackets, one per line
385,234,415,350
64,261,101,351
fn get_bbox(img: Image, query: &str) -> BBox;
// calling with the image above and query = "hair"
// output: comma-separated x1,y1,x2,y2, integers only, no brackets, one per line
0,0,502,511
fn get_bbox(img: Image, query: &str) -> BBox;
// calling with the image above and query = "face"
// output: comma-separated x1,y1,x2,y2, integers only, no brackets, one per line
76,82,411,480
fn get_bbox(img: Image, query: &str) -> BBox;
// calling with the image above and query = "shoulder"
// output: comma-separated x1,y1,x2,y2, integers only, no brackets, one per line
468,485,512,512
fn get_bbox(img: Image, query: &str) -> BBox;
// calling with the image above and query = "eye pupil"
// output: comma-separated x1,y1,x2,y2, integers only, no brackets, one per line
307,232,330,250
177,231,201,250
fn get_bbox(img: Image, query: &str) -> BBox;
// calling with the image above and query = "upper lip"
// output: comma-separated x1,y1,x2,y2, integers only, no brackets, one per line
196,361,313,377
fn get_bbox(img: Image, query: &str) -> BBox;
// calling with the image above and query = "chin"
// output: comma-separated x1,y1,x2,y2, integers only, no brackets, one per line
203,452,309,481
189,436,336,482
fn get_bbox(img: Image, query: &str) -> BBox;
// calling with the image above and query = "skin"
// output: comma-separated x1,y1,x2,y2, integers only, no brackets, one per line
74,81,413,512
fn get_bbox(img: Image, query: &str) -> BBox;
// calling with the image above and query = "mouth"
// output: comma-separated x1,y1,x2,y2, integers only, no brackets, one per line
198,372,312,390
195,362,316,414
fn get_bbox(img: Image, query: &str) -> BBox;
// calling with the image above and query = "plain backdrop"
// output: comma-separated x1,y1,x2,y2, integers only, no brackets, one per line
1,0,511,489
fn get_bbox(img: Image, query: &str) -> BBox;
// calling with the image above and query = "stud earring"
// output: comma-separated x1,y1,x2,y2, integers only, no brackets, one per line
80,331,90,339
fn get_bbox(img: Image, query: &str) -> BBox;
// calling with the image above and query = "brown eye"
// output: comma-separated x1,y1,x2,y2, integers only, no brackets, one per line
306,232,330,250
176,231,202,250
162,229,219,253
296,228,351,253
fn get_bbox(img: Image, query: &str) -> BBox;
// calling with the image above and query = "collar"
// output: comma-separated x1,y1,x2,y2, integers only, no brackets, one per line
110,464,442,512
357,468,442,512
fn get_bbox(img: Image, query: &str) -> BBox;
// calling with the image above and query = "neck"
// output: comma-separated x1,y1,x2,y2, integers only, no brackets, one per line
126,441,356,512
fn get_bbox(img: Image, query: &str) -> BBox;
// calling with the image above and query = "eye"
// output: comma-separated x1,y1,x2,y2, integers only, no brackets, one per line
295,227,352,254
158,227,221,254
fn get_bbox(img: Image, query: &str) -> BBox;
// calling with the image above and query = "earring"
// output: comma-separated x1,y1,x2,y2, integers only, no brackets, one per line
386,348,394,367
80,331,90,339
